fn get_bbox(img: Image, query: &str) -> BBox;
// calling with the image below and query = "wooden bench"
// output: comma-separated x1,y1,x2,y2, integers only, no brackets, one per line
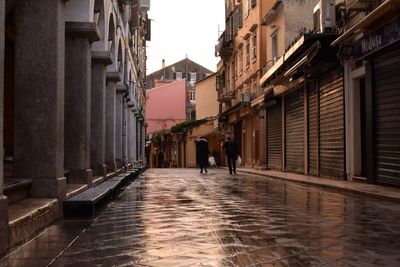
63,173,131,218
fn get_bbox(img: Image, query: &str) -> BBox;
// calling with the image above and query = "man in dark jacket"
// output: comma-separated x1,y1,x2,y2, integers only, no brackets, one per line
223,133,239,174
196,136,209,173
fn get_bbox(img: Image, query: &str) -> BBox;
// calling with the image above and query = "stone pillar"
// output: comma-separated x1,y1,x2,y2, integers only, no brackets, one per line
0,0,9,256
91,52,112,178
14,0,66,199
136,114,139,162
131,110,137,165
64,23,99,185
105,72,120,172
258,109,267,169
127,102,134,164
115,84,125,168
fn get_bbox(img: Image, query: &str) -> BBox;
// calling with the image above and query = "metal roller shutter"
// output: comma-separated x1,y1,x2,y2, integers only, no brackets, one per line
267,102,282,170
319,71,345,179
308,83,318,176
246,116,252,165
373,49,400,186
285,88,304,173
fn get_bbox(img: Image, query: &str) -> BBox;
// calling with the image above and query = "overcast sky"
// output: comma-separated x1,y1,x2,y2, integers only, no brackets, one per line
146,0,225,74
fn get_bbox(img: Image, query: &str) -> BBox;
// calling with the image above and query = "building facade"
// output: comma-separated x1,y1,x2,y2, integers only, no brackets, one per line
146,79,186,134
146,58,213,120
333,0,400,186
216,0,272,169
0,0,149,255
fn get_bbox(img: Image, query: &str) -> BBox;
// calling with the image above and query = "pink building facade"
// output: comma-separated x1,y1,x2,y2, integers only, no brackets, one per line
146,80,186,134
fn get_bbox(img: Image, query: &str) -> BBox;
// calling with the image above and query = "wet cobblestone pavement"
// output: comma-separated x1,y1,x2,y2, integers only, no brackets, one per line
3,168,400,266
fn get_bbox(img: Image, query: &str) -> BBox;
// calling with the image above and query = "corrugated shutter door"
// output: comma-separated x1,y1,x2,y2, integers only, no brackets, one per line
373,49,400,186
308,83,318,176
285,89,304,173
267,102,282,170
246,116,252,164
319,71,345,179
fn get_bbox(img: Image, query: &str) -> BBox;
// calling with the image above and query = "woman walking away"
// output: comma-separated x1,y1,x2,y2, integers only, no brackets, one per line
196,136,209,173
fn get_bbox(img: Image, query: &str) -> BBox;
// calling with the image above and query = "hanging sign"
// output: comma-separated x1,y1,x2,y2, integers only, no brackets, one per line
353,16,400,60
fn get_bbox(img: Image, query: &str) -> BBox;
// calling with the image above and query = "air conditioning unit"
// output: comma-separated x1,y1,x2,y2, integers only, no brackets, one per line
140,0,150,10
313,0,336,33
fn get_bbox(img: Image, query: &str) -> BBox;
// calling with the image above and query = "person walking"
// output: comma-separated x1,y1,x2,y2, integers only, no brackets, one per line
157,150,164,168
196,136,209,173
223,132,239,174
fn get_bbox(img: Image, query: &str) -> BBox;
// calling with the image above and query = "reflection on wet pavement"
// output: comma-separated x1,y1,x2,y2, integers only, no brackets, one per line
5,168,400,266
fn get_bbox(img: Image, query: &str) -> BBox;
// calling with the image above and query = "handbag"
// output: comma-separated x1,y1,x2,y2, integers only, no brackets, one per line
236,155,242,166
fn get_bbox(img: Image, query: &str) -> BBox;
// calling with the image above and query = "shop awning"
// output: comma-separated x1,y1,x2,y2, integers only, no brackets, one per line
331,0,400,46
260,34,318,86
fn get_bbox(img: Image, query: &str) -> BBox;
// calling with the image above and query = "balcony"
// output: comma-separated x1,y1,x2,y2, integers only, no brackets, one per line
215,31,233,61
218,91,235,103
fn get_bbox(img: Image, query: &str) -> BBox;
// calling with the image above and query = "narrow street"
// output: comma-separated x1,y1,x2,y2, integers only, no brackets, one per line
2,169,400,266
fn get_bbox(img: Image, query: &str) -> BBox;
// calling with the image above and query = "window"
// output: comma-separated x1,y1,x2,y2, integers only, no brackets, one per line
227,65,231,90
239,48,243,74
234,56,238,79
252,33,257,61
271,31,278,61
231,62,235,84
176,72,182,80
251,0,256,8
190,91,195,101
244,0,249,18
252,79,257,99
238,3,243,28
190,72,197,82
245,40,250,66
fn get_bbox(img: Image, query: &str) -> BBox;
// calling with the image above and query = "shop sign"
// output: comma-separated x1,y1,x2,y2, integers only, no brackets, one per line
354,16,400,60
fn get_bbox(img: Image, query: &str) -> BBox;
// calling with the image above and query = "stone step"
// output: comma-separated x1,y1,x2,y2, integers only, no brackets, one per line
92,175,104,187
4,178,33,205
8,198,59,250
66,184,88,199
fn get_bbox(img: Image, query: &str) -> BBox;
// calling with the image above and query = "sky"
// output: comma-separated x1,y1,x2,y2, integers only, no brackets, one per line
146,0,226,75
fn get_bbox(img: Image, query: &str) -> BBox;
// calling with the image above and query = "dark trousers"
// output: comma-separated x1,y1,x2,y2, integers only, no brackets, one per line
199,161,208,173
227,156,236,174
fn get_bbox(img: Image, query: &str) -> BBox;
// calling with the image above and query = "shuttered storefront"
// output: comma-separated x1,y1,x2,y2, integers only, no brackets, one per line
308,83,318,176
267,102,282,170
373,49,400,186
285,88,304,173
319,71,345,179
246,116,253,165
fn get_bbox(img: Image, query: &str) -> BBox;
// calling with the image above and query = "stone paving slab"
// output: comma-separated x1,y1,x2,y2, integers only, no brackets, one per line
2,168,400,266
230,167,400,203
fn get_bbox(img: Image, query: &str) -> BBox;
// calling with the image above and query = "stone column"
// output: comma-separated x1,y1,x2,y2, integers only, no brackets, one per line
105,72,120,172
0,0,9,256
258,109,267,169
131,107,137,166
14,0,66,199
91,52,112,178
115,84,125,168
64,23,99,185
127,102,134,164
136,114,139,163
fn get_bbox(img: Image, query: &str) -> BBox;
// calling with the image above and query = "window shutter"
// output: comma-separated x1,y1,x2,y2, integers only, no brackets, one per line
238,3,243,28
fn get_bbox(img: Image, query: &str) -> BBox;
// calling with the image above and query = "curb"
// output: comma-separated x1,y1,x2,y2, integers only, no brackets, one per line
224,167,400,204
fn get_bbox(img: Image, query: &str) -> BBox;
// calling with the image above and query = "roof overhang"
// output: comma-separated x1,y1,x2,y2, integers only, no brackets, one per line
331,0,400,46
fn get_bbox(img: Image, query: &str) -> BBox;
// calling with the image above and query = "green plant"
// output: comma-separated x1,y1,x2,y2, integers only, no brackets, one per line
171,119,207,134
